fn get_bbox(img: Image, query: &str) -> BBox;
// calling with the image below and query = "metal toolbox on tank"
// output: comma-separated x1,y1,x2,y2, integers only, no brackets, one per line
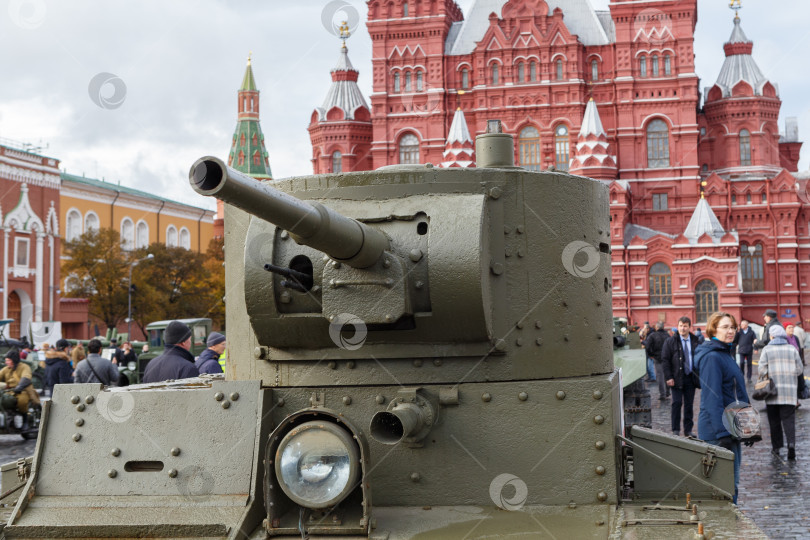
629,426,734,500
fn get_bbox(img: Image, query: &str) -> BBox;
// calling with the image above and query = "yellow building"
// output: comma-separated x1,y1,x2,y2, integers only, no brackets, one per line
60,172,215,254
58,173,216,339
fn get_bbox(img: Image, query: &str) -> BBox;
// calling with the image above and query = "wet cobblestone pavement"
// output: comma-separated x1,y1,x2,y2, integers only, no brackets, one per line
0,434,35,463
646,376,810,540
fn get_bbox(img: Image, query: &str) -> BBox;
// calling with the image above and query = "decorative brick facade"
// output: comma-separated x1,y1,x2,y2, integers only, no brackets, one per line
306,0,807,329
0,144,62,340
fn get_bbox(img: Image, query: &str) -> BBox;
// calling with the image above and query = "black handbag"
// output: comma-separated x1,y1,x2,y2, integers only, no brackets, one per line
799,375,810,399
752,377,777,401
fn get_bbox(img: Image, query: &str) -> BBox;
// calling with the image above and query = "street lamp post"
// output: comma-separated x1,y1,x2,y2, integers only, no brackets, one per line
128,254,154,341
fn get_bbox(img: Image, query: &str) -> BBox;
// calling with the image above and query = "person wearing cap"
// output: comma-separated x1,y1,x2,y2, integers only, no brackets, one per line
755,309,782,350
196,332,226,375
142,321,200,383
0,350,40,414
758,325,803,460
43,338,73,395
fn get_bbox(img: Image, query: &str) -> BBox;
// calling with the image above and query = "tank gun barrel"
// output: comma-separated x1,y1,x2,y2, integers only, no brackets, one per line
189,156,388,268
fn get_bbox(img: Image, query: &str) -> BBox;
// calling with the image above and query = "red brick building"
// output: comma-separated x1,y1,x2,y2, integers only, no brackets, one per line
304,0,806,329
0,142,63,341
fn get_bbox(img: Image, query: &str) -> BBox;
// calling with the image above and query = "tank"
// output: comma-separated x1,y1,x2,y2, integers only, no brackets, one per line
0,127,766,539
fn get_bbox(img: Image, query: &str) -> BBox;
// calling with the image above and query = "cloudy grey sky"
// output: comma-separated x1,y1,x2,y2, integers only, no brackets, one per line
0,0,807,212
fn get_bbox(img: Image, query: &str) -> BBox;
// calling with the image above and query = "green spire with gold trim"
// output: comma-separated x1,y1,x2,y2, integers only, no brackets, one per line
228,53,272,179
241,52,257,91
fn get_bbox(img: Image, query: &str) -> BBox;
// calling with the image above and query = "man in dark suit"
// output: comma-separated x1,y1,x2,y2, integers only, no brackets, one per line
662,316,701,437
733,319,757,382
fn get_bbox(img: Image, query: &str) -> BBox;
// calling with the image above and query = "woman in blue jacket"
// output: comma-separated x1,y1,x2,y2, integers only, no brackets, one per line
695,312,751,504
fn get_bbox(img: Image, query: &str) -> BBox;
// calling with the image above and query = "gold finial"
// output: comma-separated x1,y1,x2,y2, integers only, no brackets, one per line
339,21,351,51
729,0,741,20
700,180,707,199
247,52,252,66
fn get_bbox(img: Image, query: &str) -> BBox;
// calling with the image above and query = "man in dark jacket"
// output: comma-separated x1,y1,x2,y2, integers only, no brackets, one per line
643,322,670,400
755,309,782,350
142,321,200,383
196,332,225,375
74,339,120,386
44,339,73,395
733,320,757,381
662,316,701,437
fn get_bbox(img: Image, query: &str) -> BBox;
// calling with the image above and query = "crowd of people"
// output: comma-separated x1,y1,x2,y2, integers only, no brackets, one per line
639,309,808,503
0,320,227,402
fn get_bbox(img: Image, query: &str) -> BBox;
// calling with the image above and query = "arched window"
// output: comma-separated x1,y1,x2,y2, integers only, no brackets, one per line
461,68,469,89
85,212,99,233
652,55,659,77
136,221,149,249
646,119,670,168
555,59,563,80
530,61,537,81
639,55,647,77
332,151,342,173
517,62,524,83
120,218,134,250
166,225,178,248
399,133,420,164
179,228,191,250
554,125,569,171
695,280,719,323
237,151,245,166
664,55,672,76
649,263,672,305
416,70,423,91
66,209,82,242
394,72,400,93
591,59,598,81
253,151,261,166
739,129,752,166
518,126,541,172
402,2,408,16
740,242,764,291
491,64,499,85
405,71,412,91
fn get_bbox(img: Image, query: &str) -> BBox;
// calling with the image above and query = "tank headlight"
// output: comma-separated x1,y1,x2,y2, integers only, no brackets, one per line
275,421,360,509
127,361,137,371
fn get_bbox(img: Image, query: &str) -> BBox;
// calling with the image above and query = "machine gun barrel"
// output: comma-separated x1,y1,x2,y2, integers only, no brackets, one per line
189,156,388,268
